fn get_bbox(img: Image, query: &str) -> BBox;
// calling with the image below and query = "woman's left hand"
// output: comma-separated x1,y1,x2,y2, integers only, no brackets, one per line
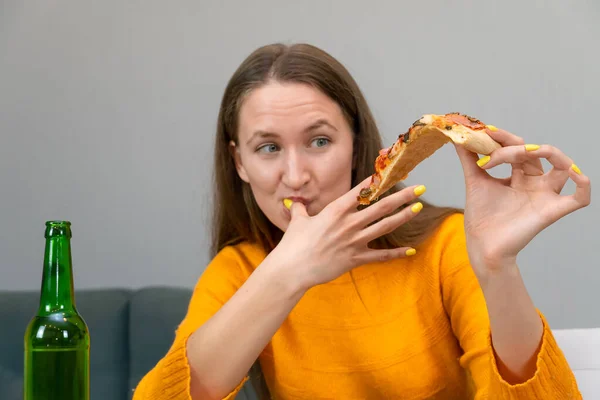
454,126,591,276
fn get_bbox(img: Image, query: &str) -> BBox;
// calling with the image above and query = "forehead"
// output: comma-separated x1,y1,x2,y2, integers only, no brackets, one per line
237,82,347,137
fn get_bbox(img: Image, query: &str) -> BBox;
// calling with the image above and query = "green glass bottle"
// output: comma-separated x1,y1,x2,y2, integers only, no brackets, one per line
24,221,90,400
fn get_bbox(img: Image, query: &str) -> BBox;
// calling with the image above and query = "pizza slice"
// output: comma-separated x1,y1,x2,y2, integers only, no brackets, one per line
358,112,501,205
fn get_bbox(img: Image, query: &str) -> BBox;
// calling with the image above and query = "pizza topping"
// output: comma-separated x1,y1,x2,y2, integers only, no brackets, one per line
375,154,390,172
359,188,372,198
446,113,486,130
399,131,410,143
445,125,452,130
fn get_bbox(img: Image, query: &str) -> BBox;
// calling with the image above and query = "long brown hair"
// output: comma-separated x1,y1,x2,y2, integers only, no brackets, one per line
212,42,461,258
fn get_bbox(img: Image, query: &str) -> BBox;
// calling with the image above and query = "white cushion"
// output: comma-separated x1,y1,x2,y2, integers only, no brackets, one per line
552,327,600,398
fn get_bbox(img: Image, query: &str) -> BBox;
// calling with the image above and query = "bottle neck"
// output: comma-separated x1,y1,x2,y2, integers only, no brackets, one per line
38,222,76,315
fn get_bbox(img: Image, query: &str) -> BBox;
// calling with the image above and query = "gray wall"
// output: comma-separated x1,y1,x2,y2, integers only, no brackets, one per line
1,1,598,328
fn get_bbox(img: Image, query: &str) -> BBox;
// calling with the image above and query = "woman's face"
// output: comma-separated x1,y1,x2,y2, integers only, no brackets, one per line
232,81,355,232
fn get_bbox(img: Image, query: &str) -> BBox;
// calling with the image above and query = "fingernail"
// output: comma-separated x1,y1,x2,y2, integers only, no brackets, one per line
406,248,417,256
414,185,427,196
477,155,491,168
283,198,293,209
525,144,540,151
571,164,582,175
411,202,423,213
486,125,498,131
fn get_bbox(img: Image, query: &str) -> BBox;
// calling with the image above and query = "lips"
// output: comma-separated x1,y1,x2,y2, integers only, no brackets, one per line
285,196,311,206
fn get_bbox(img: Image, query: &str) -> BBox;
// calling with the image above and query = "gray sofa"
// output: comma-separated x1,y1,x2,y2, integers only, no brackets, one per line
0,286,258,399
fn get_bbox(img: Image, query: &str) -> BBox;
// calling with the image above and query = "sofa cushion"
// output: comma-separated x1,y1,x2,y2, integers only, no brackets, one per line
127,286,259,399
0,355,23,399
553,327,600,398
128,286,193,396
76,289,131,400
0,290,38,399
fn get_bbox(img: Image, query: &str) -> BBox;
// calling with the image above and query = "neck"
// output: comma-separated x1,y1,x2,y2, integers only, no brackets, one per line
38,222,76,315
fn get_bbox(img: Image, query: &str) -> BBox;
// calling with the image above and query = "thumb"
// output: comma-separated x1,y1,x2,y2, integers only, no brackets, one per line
285,199,308,219
454,143,488,184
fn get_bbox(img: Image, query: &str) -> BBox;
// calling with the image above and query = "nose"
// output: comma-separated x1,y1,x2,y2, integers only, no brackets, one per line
281,149,310,190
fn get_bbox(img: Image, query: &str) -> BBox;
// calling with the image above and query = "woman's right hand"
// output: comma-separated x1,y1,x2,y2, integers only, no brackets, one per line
270,177,427,290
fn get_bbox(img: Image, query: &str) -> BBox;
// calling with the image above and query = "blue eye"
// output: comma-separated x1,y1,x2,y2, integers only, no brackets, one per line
257,143,279,154
311,138,330,148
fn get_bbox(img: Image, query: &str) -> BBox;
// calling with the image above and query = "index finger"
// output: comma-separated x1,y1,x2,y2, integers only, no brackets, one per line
485,125,544,172
485,125,525,147
336,175,375,212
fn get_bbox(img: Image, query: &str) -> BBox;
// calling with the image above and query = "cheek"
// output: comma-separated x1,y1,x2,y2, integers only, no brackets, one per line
242,158,286,228
242,158,280,193
318,148,354,194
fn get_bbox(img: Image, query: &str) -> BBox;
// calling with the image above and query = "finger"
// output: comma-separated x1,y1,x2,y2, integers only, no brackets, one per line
354,184,426,227
356,199,423,244
480,144,588,199
547,168,570,194
454,143,489,183
484,126,543,172
477,144,545,176
555,167,591,216
484,126,525,147
287,200,308,219
335,175,375,212
479,144,572,173
353,246,417,265
525,145,575,171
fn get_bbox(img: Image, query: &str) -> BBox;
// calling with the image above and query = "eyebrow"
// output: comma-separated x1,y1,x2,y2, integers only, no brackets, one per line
245,131,279,146
245,118,338,146
305,118,338,133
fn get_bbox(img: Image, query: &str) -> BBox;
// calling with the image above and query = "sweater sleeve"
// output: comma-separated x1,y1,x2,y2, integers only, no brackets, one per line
437,214,582,399
132,245,254,400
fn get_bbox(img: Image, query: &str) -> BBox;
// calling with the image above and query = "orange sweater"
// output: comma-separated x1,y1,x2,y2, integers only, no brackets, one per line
133,214,581,399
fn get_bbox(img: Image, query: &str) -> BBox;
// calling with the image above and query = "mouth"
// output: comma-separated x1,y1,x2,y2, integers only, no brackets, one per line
285,196,312,207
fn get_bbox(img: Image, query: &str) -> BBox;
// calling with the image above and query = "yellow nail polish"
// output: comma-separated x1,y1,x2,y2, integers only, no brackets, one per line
414,185,427,196
525,144,540,151
283,198,293,209
411,202,423,213
486,125,498,131
477,155,491,167
571,164,582,175
406,248,417,256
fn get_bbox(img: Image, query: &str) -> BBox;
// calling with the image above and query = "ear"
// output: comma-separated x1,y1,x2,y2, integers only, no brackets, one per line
229,140,250,183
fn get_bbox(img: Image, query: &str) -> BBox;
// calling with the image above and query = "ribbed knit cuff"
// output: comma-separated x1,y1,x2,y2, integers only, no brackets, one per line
133,332,248,400
159,337,249,400
489,310,581,399
160,339,192,399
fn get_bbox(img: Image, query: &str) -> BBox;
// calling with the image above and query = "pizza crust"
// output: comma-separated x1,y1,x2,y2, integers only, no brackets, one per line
358,113,501,205
419,114,501,155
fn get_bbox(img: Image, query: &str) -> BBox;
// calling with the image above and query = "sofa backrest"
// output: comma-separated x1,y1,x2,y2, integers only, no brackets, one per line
0,287,196,400
553,327,600,398
127,286,197,397
126,287,258,400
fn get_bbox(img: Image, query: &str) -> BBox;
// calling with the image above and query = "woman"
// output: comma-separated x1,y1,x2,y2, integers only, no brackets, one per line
134,43,590,399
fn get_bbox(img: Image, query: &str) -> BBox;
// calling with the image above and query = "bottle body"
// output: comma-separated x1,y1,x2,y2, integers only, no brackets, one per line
24,221,90,400
24,314,89,400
